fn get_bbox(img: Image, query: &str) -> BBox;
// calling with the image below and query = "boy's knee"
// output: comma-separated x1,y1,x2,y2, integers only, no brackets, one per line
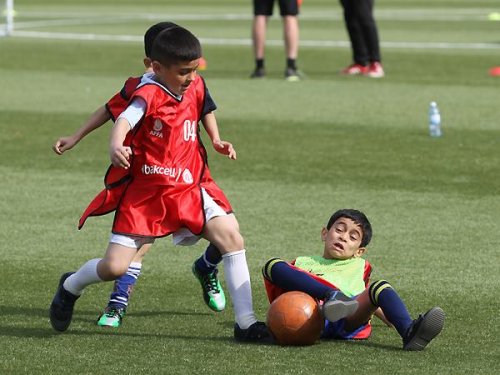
98,260,128,281
368,279,392,306
218,230,244,252
262,257,286,281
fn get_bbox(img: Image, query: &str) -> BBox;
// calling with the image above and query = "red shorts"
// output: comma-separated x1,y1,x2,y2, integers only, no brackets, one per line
79,165,232,238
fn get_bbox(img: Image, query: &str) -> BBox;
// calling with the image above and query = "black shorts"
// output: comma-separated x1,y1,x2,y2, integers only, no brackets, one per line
253,0,299,17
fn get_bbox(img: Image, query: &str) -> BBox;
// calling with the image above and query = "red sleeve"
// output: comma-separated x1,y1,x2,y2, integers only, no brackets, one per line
105,77,141,122
130,84,160,118
363,260,372,287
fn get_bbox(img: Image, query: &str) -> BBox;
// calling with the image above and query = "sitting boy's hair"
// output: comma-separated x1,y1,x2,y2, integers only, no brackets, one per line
144,21,179,58
327,209,372,247
150,26,202,65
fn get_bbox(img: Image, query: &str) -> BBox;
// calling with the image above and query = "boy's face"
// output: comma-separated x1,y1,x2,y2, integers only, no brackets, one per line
321,217,366,260
152,59,199,96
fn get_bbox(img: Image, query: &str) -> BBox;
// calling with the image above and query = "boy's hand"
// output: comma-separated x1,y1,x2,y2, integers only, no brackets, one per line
53,135,79,155
213,140,236,160
374,308,393,328
110,145,132,169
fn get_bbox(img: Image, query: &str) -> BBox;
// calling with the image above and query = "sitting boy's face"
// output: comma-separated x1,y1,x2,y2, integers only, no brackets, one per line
321,217,366,260
152,58,200,96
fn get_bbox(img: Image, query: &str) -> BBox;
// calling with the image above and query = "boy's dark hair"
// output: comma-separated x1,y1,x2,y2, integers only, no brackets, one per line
150,26,202,65
326,209,372,247
144,21,179,58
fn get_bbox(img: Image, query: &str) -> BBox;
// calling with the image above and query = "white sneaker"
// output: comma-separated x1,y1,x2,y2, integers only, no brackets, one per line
322,290,359,322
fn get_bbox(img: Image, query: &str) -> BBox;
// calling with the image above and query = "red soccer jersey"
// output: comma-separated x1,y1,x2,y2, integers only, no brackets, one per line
105,76,142,122
79,75,232,237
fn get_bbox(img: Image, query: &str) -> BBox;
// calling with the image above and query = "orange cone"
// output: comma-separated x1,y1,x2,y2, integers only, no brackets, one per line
198,57,207,71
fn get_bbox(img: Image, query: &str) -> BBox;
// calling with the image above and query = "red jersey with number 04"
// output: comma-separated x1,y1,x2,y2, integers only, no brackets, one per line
79,75,232,237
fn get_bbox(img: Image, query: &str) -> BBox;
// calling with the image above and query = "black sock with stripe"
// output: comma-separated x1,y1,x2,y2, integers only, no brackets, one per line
369,280,413,337
262,258,332,300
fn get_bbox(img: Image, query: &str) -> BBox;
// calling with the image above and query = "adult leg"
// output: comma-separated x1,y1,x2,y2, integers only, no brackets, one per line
279,0,300,79
283,16,299,61
356,0,381,63
251,0,272,77
340,0,369,66
251,15,268,77
252,15,268,61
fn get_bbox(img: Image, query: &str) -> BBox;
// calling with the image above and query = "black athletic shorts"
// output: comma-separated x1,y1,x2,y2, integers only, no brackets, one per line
253,0,299,17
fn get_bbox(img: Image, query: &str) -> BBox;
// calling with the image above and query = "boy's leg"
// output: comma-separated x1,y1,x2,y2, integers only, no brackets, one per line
49,242,137,332
251,14,268,78
97,239,153,328
97,243,149,327
202,215,269,342
96,262,141,327
347,280,445,350
192,243,226,312
262,258,358,322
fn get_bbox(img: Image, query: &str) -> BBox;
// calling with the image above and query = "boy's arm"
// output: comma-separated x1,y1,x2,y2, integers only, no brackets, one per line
109,97,146,168
374,307,393,327
201,112,236,160
109,118,132,169
53,105,111,155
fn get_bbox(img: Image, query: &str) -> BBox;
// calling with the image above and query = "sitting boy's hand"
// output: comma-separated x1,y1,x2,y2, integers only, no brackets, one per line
213,140,236,160
110,145,132,169
374,308,394,328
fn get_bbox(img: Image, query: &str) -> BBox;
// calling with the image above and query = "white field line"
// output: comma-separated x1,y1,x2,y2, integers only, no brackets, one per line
4,30,500,50
2,8,499,21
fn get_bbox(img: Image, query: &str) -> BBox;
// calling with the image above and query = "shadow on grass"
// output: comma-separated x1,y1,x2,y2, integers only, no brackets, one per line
0,305,237,342
126,309,211,318
0,305,212,319
0,324,236,342
322,337,401,352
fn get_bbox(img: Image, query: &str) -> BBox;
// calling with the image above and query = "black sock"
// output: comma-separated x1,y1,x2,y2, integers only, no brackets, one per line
194,243,222,274
286,58,297,70
262,258,332,299
256,59,264,70
369,280,413,337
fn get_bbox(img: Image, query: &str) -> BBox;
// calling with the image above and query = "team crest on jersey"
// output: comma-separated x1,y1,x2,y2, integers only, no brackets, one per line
182,168,193,184
150,119,164,138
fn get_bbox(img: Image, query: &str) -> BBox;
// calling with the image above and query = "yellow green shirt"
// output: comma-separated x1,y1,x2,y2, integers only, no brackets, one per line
293,256,368,297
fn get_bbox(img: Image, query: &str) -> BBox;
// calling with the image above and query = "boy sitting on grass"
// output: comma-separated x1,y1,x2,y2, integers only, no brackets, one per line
262,208,445,350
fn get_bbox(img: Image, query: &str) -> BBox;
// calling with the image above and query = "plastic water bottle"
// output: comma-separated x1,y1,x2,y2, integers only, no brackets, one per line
428,101,442,137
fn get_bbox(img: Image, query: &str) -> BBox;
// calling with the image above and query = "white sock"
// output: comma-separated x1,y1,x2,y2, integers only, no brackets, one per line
222,249,257,329
63,258,103,295
128,262,142,277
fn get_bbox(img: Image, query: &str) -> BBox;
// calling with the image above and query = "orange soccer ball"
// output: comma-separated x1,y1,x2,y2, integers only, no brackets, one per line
266,291,324,346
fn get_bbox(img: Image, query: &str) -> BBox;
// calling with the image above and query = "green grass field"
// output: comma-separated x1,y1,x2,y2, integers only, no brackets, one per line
1,0,499,373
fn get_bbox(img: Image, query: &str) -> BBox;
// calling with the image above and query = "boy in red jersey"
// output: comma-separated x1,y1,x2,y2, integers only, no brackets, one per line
52,23,228,329
263,209,445,350
50,25,269,341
